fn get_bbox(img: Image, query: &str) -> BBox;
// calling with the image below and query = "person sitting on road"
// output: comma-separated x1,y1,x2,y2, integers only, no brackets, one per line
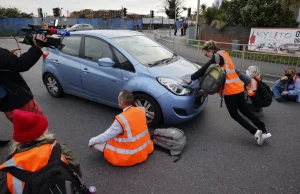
236,66,264,117
272,67,300,103
88,90,154,166
0,110,82,194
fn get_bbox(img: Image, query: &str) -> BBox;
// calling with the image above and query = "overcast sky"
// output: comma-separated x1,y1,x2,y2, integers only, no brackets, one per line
2,0,215,16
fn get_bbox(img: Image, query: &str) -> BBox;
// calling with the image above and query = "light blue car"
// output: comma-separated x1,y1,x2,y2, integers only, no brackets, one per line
42,30,208,126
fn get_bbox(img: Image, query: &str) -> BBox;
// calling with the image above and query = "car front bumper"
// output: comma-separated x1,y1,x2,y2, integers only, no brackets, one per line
156,89,208,125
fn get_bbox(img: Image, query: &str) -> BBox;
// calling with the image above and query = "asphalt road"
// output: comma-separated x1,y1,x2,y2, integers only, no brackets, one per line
1,39,300,194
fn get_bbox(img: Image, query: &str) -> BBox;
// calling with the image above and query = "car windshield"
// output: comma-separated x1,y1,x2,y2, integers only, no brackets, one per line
112,35,173,66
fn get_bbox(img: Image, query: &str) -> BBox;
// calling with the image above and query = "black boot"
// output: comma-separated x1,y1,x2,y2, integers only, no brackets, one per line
0,140,10,147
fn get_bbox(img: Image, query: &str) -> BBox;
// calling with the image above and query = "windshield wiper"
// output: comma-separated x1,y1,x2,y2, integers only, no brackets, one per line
148,54,177,67
163,53,177,63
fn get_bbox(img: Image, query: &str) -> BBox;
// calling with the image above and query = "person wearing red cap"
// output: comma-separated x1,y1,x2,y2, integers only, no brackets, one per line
0,110,82,194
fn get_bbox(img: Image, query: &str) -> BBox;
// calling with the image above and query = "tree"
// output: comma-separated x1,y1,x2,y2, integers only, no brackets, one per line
279,0,300,16
161,0,187,19
226,0,298,27
202,1,231,29
0,7,33,18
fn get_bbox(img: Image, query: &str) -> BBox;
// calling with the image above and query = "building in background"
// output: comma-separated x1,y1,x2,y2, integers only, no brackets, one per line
70,9,123,18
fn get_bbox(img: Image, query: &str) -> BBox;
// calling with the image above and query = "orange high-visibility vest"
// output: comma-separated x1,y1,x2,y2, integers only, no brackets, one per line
104,107,154,166
217,50,244,96
0,140,68,194
246,78,258,97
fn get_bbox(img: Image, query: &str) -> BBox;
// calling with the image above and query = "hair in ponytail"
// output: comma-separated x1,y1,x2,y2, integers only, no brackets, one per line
202,40,218,52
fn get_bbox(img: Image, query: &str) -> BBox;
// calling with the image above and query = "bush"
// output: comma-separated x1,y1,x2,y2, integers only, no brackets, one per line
226,0,299,27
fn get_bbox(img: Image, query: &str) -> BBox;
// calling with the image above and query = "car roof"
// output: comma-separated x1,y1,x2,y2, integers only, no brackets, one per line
71,30,144,39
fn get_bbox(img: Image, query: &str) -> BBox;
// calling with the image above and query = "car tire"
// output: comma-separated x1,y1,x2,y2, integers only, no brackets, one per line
133,93,162,127
44,73,64,98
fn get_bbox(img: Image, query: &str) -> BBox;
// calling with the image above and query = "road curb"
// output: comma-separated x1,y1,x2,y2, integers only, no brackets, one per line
0,37,15,39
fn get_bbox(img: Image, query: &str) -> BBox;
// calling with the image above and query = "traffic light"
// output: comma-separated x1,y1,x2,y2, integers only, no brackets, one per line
150,10,154,18
37,8,43,18
187,8,191,17
53,7,60,17
123,8,127,17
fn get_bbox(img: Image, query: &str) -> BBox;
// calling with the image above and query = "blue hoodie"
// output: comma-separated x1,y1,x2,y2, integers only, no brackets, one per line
273,73,300,103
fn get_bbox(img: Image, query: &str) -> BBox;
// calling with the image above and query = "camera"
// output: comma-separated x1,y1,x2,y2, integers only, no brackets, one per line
16,24,62,49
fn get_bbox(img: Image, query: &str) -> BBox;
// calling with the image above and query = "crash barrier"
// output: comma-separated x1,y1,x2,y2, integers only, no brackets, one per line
153,29,300,81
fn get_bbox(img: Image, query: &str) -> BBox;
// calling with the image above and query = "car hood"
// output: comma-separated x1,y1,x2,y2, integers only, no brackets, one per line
147,57,201,88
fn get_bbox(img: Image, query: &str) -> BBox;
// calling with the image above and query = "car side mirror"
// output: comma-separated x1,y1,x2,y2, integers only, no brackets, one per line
98,58,115,67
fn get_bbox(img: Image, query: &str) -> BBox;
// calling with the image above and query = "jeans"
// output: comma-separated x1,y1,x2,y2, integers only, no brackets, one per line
272,86,298,101
224,92,266,135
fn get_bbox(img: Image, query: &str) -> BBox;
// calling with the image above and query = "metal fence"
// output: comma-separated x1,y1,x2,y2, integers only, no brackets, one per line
153,29,300,79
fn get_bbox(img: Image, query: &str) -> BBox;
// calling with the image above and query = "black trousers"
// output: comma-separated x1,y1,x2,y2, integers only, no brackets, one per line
224,92,266,135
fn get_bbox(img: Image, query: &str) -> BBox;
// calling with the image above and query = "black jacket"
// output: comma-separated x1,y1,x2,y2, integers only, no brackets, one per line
0,46,43,112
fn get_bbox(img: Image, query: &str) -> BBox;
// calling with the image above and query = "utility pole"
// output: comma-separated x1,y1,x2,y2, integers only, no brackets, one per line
196,0,200,39
174,2,176,33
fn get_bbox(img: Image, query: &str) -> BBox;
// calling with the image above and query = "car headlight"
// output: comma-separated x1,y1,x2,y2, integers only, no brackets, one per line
157,77,193,96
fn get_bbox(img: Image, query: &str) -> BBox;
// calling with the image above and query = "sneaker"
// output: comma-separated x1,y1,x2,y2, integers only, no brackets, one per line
254,130,263,145
276,96,285,102
263,133,272,140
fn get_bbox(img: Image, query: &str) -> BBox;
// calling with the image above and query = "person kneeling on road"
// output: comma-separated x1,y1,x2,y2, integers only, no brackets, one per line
236,66,264,117
0,34,47,147
236,66,272,140
88,90,154,166
272,67,300,103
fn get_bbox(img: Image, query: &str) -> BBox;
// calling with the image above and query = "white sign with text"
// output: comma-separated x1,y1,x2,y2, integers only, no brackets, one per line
248,28,300,55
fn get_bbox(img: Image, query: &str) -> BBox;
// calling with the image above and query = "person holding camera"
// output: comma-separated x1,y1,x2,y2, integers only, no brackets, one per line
272,67,300,103
0,34,47,147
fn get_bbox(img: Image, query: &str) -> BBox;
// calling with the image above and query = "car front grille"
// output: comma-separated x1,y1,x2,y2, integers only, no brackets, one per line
194,90,207,109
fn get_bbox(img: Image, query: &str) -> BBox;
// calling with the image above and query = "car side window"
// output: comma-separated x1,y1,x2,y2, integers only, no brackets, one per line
61,36,81,57
84,37,113,62
113,48,135,72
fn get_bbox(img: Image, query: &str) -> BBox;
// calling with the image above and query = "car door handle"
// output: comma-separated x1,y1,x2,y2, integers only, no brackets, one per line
53,60,59,64
82,68,89,73
111,79,120,83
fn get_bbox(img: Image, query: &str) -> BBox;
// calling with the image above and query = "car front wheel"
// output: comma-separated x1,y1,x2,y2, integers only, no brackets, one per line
133,93,162,127
44,73,64,98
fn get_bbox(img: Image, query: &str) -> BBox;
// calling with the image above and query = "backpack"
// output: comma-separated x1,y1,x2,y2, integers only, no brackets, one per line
199,63,226,95
251,78,272,107
2,143,88,194
151,128,186,163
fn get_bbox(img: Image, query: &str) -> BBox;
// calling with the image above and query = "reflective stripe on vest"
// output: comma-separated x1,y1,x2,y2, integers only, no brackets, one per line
106,139,151,154
0,140,68,194
217,50,244,95
114,129,149,143
118,113,133,138
247,79,258,96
